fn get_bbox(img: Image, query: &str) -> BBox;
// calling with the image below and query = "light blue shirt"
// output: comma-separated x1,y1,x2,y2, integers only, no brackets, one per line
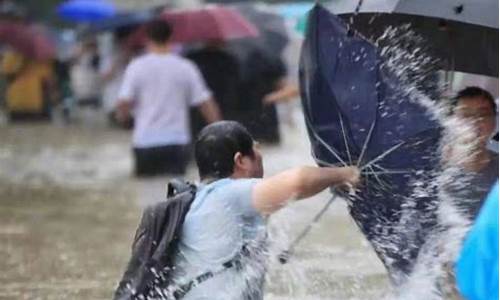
173,178,266,300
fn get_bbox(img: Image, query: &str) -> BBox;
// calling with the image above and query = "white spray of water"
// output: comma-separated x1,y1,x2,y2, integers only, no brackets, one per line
374,26,481,300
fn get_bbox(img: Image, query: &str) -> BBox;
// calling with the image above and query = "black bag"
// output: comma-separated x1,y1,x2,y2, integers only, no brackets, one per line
113,179,197,300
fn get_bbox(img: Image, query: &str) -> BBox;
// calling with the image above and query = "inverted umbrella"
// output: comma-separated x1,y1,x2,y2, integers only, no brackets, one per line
0,21,55,60
300,5,442,279
57,0,116,23
328,0,498,77
161,6,258,43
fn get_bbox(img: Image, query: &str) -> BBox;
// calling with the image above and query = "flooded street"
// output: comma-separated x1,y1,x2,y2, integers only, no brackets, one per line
0,0,496,298
0,111,388,299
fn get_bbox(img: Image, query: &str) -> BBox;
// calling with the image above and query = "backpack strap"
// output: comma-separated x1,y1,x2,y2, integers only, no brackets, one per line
167,179,196,198
170,245,250,299
172,259,240,299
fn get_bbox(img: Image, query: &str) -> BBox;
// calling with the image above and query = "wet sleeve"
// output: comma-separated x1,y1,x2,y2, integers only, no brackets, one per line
187,62,212,107
231,179,261,218
117,62,137,102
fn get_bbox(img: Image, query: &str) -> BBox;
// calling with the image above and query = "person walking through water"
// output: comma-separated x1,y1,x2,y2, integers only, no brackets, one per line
170,121,360,299
70,39,102,107
1,48,56,121
116,20,221,177
185,40,240,137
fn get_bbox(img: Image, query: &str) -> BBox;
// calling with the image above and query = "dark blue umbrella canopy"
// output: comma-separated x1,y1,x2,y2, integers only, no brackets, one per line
300,5,442,278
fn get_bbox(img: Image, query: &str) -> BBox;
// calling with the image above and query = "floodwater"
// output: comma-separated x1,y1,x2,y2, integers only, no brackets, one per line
0,109,388,300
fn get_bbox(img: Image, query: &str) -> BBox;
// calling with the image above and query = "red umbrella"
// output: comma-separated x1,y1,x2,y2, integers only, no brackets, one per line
0,21,55,60
125,6,259,48
161,6,258,43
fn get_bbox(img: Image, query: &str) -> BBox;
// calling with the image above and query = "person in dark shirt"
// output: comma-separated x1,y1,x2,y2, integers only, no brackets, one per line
186,41,240,136
236,50,286,144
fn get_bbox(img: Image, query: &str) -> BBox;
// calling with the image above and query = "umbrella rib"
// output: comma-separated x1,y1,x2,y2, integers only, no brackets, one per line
363,163,413,175
371,165,394,191
311,151,336,167
366,164,388,191
361,141,405,171
304,114,348,166
338,111,353,165
372,164,390,172
357,120,376,167
362,170,412,175
370,164,412,176
312,127,348,167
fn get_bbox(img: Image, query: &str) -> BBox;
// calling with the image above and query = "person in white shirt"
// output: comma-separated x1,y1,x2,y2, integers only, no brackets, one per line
116,20,221,177
70,39,102,107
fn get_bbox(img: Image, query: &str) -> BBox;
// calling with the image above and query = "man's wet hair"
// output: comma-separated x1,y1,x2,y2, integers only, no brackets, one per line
453,86,497,113
146,19,172,44
195,121,255,180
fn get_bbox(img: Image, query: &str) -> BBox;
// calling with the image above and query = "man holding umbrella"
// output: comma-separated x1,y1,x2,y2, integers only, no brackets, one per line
116,20,221,177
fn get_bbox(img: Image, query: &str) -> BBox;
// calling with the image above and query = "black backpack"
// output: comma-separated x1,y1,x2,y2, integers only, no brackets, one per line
113,179,197,300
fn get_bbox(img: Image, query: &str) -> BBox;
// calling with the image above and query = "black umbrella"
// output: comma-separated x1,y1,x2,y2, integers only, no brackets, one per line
300,4,443,281
328,0,499,77
229,3,289,63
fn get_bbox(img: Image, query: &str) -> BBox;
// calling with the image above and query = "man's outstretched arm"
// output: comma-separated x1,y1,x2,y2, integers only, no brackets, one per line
252,166,359,215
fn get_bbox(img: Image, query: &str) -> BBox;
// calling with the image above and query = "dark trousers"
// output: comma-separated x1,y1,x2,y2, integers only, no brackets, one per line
9,111,51,122
133,145,189,177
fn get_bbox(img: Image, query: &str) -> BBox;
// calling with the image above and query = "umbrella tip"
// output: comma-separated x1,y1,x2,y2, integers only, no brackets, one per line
347,27,355,37
453,5,464,15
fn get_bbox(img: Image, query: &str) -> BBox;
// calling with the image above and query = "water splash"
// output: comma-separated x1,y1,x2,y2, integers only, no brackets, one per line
373,25,482,299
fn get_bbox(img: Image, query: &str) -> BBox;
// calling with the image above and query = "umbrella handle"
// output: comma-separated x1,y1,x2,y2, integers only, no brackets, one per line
278,193,338,264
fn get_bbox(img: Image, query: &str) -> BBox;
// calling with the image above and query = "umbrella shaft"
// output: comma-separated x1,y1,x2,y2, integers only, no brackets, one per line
279,194,338,264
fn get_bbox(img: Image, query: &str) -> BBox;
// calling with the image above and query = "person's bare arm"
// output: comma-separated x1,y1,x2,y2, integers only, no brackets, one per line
116,100,133,124
252,166,359,215
198,98,222,124
101,64,118,82
263,83,300,105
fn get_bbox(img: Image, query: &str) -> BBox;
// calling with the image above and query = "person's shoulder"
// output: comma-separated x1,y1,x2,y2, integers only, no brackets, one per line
215,178,259,196
125,53,151,70
169,54,201,72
